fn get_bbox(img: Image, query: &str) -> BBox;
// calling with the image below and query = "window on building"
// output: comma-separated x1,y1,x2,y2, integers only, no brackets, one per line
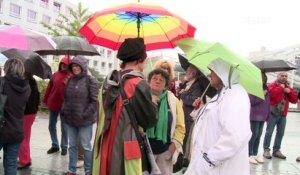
108,63,112,69
107,50,112,58
40,0,49,8
10,3,22,18
0,0,3,13
27,10,37,23
93,60,98,67
101,62,106,69
53,2,61,12
99,48,105,57
42,15,51,24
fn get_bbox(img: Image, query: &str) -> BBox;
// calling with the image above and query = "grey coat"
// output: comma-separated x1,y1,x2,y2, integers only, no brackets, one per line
61,56,99,127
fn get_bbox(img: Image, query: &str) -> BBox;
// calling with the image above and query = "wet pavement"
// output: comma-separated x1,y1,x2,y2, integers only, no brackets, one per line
0,111,300,175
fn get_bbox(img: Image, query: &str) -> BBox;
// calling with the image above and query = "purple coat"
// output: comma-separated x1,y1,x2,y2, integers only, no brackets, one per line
249,88,271,122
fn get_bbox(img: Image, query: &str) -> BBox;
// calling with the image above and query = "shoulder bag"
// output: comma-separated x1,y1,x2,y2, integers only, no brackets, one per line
119,79,161,175
0,77,7,131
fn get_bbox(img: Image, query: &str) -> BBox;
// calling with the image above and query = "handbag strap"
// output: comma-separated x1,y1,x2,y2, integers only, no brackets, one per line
0,77,5,94
119,79,145,147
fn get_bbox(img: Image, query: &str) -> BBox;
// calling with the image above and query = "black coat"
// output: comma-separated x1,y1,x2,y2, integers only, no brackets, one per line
0,74,30,144
178,79,205,134
24,78,40,115
61,57,99,127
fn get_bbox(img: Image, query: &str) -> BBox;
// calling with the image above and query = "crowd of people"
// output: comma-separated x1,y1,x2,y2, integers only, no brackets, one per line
0,37,300,175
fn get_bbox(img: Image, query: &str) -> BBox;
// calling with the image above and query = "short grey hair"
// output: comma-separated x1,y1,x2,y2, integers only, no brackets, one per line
4,58,25,78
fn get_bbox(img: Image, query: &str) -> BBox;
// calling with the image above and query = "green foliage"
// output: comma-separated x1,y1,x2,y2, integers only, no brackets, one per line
40,2,90,37
89,68,104,87
37,79,49,113
41,2,101,83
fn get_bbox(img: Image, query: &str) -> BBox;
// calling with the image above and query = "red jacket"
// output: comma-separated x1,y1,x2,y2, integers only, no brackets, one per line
268,81,298,116
43,57,72,112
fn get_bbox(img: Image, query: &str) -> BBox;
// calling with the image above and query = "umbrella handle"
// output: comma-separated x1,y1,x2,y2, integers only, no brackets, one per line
200,82,211,101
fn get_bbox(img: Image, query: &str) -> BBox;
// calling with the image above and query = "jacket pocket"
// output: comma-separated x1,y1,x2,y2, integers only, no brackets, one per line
124,140,143,175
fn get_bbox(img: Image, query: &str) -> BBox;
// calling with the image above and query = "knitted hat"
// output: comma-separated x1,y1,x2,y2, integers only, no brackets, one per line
117,38,146,62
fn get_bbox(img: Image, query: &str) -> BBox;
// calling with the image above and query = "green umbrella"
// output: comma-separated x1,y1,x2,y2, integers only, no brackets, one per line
175,38,264,99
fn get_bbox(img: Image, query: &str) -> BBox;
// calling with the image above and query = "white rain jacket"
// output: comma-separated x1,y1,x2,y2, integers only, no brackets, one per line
184,58,251,175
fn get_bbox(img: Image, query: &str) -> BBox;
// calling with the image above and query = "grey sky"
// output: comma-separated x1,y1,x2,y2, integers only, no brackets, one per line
74,0,300,57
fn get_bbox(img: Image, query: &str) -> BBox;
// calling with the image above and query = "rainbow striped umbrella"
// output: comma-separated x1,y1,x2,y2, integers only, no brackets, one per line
79,2,196,51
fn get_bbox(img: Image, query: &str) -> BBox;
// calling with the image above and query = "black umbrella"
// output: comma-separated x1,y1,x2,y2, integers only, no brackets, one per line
178,53,217,98
36,36,99,56
1,49,52,79
174,63,185,72
253,59,297,72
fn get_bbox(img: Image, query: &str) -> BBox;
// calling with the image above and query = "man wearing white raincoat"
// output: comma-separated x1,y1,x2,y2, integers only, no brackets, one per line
184,58,251,175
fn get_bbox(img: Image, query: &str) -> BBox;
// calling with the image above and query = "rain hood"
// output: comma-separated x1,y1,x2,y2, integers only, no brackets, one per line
207,58,240,88
68,55,88,75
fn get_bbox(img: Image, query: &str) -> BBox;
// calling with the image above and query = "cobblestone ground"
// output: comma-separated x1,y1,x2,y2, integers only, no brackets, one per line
1,112,300,175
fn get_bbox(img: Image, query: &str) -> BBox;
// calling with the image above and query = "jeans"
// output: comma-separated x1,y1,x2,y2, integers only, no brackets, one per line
263,114,286,152
0,142,22,175
48,111,68,149
66,123,93,174
249,121,264,156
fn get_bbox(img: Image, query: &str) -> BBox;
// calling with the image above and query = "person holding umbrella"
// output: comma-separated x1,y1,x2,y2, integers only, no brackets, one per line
92,38,158,175
177,64,210,169
61,55,99,175
17,72,40,169
184,58,251,175
43,56,72,156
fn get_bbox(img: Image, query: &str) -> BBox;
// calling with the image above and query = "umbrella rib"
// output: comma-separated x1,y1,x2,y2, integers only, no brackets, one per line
115,19,137,49
144,15,174,46
90,17,122,43
161,16,192,37
91,15,135,48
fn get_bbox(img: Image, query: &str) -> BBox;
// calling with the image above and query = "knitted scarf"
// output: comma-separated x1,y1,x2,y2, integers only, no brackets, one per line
146,90,168,143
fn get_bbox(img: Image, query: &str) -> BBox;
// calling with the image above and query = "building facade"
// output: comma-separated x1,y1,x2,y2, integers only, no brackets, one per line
0,0,116,77
248,46,300,90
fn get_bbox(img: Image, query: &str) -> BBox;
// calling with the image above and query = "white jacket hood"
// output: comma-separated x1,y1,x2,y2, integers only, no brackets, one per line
207,58,240,88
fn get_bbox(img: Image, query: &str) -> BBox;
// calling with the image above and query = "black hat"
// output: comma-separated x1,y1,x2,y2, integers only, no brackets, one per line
117,38,146,62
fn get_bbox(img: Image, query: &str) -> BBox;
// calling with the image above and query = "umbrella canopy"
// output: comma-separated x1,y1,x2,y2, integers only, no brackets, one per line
178,53,217,98
1,49,52,79
174,63,185,72
175,38,264,99
79,2,196,51
0,25,56,51
36,36,99,56
252,59,297,72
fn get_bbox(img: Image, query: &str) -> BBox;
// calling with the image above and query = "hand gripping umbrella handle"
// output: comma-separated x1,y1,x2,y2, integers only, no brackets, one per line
200,82,211,101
